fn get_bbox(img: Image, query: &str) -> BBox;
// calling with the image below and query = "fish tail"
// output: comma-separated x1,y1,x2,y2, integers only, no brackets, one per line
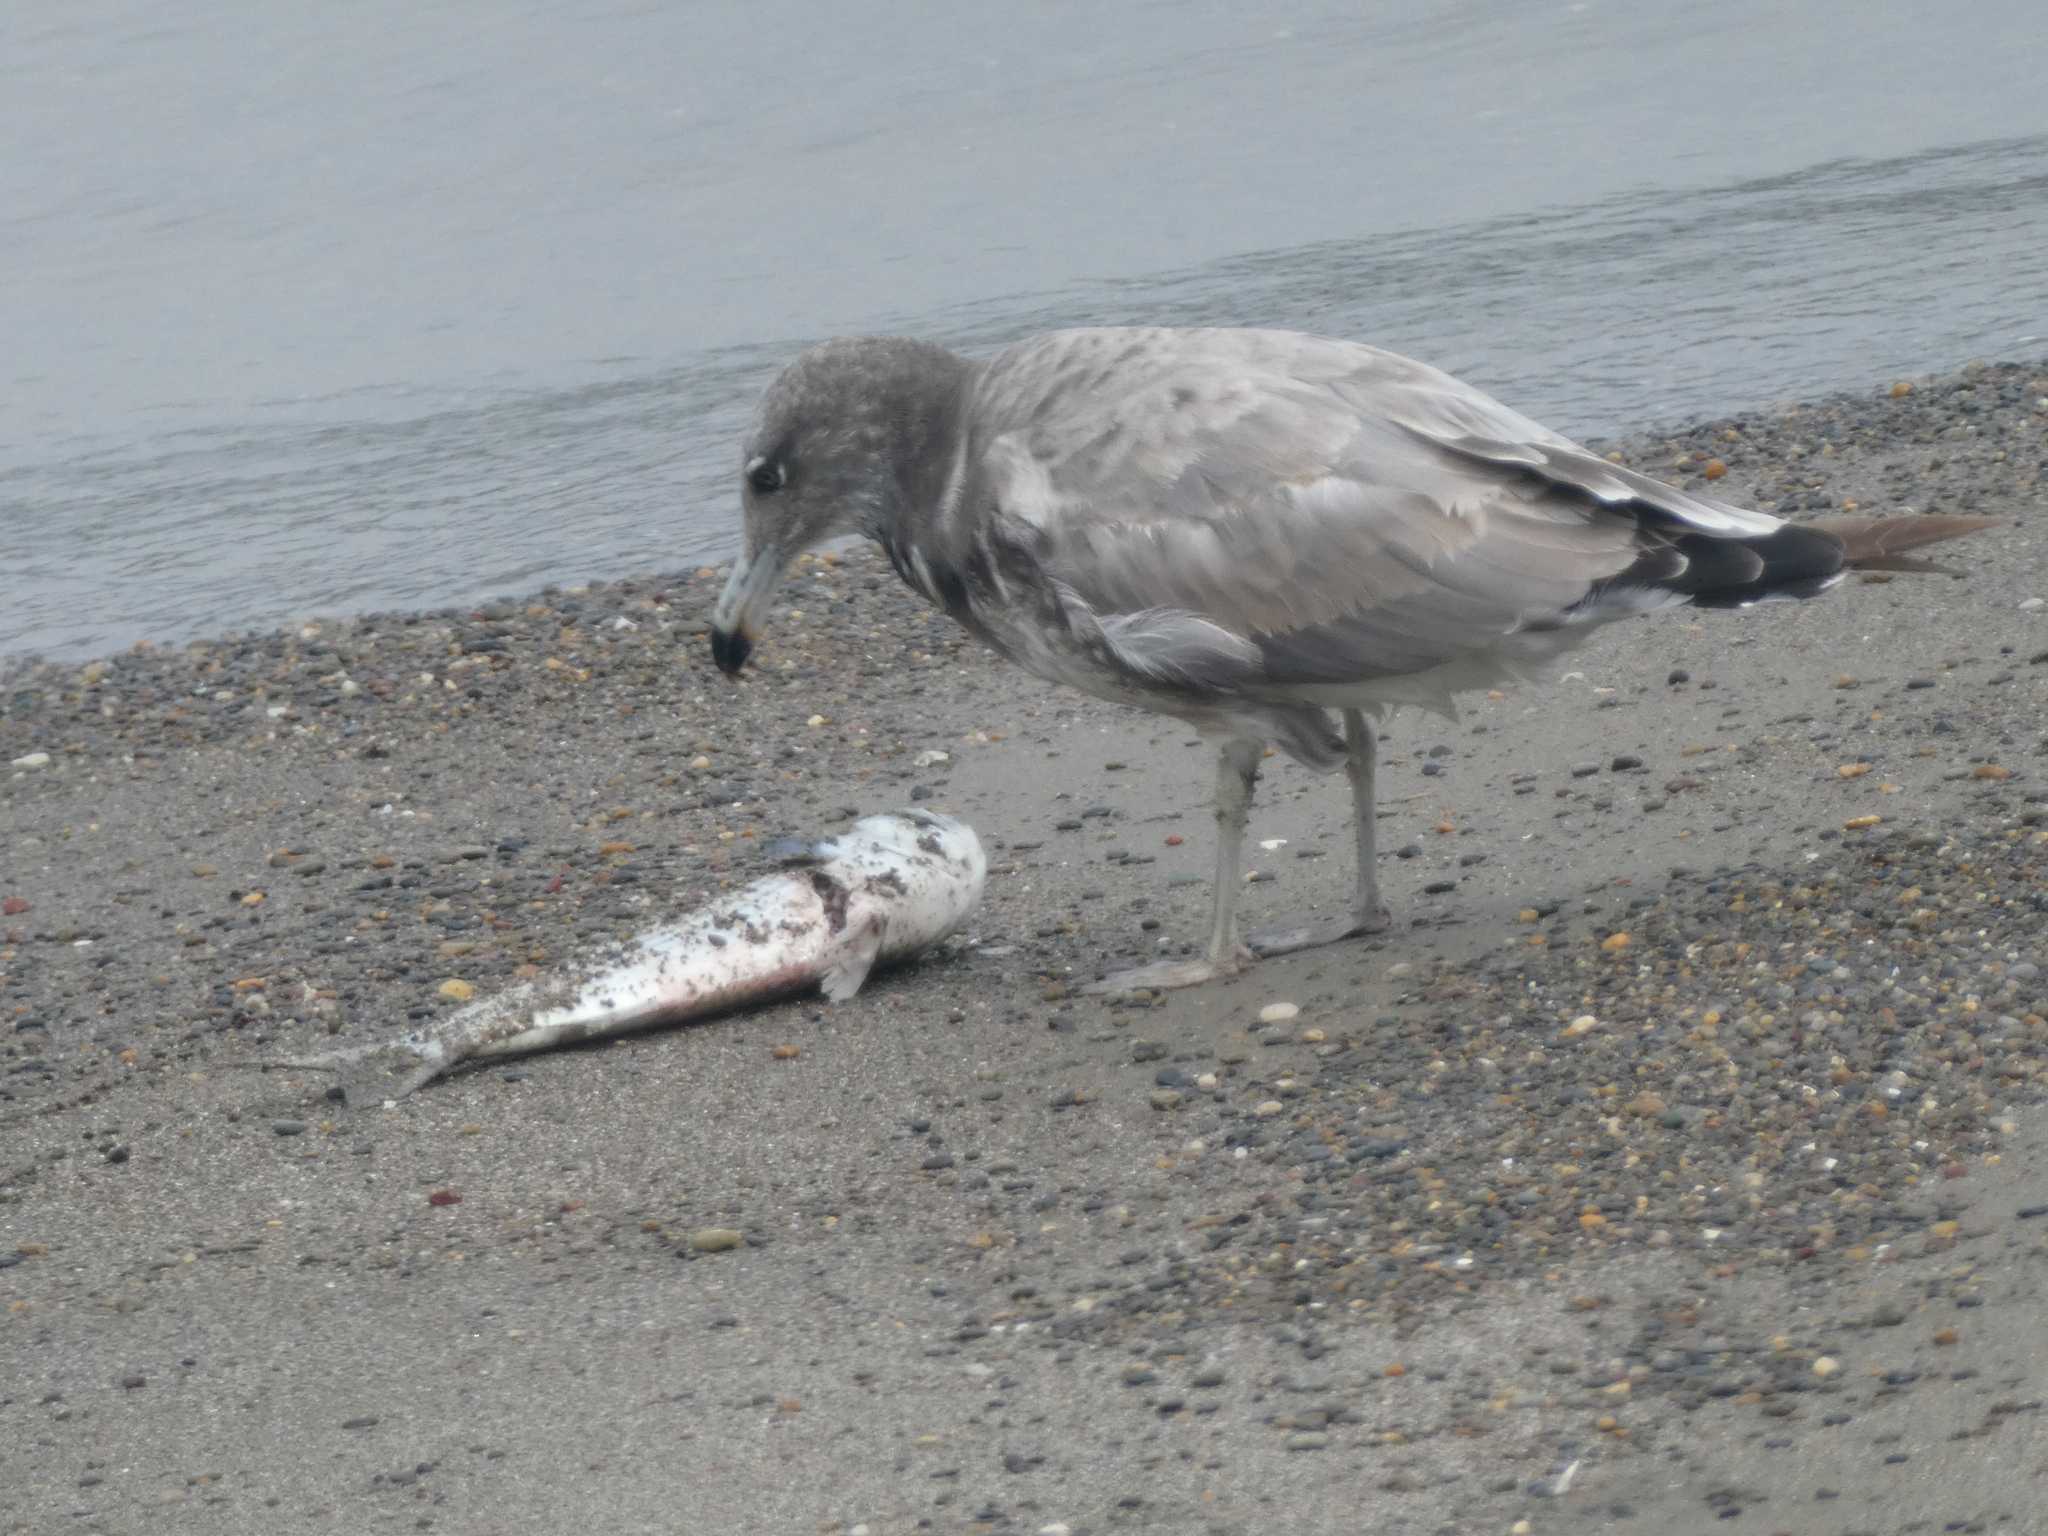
389,1056,451,1099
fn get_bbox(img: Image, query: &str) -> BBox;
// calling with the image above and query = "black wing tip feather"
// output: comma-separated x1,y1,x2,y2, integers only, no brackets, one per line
1594,523,1847,612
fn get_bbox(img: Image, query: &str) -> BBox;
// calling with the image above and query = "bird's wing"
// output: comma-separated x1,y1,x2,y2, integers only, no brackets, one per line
973,328,1781,687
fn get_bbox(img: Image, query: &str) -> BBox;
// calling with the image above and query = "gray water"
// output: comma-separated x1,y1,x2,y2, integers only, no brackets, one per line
4,0,2045,660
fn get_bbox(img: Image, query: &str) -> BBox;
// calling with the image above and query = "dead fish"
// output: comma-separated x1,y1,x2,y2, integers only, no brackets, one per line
255,809,985,1098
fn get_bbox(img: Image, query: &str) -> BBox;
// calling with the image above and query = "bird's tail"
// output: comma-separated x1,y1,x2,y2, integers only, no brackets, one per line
1813,514,2003,576
1590,512,2000,613
1646,518,1998,614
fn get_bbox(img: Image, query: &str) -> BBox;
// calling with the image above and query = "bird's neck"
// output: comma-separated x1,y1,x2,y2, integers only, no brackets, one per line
860,340,982,541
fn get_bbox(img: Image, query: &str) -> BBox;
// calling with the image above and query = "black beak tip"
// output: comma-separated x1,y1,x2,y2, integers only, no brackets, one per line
710,626,752,677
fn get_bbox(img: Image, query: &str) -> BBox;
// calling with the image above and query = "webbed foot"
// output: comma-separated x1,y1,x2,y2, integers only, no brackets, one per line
1244,904,1393,958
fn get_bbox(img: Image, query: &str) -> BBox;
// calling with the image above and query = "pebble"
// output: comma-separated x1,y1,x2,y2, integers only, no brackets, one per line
9,752,50,770
1257,1001,1299,1024
689,1228,744,1254
1,362,2042,1534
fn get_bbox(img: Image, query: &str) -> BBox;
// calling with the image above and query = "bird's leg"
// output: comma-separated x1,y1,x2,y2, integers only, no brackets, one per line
1082,738,1262,995
1246,708,1393,956
1203,736,1264,964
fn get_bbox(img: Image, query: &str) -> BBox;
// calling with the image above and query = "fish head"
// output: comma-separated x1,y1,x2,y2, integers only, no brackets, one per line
819,811,995,921
761,810,973,869
813,809,988,957
839,809,985,873
764,810,985,897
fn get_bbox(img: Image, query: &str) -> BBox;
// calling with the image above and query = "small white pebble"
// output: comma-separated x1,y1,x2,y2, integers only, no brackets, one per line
1561,1014,1599,1038
1254,1100,1284,1117
2020,597,2045,612
10,752,51,770
1812,1356,1840,1378
688,755,712,771
1258,1001,1299,1024
1195,1073,1218,1091
807,714,827,727
1386,961,1413,980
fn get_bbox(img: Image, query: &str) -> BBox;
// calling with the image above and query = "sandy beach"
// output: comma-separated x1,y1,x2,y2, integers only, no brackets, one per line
4,360,2046,1535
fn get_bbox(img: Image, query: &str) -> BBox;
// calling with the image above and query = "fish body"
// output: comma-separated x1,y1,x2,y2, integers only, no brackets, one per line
273,810,984,1096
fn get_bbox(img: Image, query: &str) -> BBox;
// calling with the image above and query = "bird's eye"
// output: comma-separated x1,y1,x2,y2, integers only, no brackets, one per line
746,457,785,494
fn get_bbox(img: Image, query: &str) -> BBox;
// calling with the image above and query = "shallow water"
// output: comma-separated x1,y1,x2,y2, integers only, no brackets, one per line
3,0,2044,659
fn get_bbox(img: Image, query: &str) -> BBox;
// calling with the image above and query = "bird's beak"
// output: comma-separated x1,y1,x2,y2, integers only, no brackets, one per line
710,548,786,676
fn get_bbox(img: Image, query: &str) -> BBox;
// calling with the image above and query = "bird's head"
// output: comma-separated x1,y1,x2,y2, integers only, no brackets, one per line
711,337,968,676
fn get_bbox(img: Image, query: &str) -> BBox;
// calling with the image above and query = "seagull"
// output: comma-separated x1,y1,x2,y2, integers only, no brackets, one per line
710,327,1992,993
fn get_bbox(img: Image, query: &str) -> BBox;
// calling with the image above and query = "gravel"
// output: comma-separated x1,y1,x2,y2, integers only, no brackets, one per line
1,359,2045,1535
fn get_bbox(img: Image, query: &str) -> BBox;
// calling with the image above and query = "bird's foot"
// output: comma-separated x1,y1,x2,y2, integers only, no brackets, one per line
1080,948,1250,997
1245,903,1393,959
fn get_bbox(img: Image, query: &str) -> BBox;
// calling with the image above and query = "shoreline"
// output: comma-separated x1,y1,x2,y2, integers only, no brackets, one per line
1,353,2041,677
3,360,2046,1534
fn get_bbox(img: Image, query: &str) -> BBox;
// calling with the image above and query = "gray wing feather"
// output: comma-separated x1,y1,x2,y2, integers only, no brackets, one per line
970,328,1778,689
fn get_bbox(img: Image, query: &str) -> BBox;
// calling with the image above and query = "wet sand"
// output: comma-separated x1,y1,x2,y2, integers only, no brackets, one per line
3,361,2046,1534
